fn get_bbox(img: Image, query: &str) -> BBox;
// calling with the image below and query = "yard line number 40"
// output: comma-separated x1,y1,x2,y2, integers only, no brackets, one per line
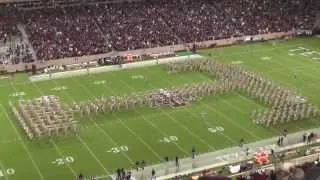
107,146,129,154
159,136,178,143
208,126,224,133
51,156,74,166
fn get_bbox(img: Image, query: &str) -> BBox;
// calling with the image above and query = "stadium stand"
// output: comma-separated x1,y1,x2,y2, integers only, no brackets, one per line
0,9,34,65
0,1,319,179
22,6,108,61
88,2,180,51
0,0,317,62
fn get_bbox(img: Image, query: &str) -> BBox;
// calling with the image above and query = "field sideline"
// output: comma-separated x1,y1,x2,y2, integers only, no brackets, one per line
0,37,319,180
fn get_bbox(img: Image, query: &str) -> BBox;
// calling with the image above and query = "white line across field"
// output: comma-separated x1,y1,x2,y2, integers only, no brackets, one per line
130,127,320,180
71,77,163,161
76,135,110,174
111,73,216,151
3,81,46,180
0,160,9,180
30,79,111,176
144,65,262,140
50,140,77,176
50,79,113,173
126,68,239,145
91,72,191,156
28,81,81,178
233,46,320,92
0,104,45,180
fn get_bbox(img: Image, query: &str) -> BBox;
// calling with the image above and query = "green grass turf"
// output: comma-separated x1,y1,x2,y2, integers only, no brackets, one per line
0,37,319,180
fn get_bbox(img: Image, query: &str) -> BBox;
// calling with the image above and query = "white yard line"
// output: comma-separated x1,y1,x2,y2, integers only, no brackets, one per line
180,107,237,145
50,140,77,176
50,79,135,166
213,45,320,130
235,47,320,92
0,104,45,180
76,135,110,174
139,114,190,155
208,45,320,132
139,67,239,145
108,75,216,151
236,94,319,131
112,114,162,160
159,59,294,140
220,98,282,135
72,78,162,161
211,43,304,59
274,49,320,90
29,80,110,175
27,81,82,177
131,82,237,146
145,66,262,140
0,160,9,180
93,74,190,156
211,43,320,93
200,99,261,140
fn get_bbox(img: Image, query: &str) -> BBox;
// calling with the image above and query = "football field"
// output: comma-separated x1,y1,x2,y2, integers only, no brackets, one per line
0,37,319,180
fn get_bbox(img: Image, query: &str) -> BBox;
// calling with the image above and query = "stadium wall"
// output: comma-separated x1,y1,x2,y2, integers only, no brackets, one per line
2,32,293,73
29,54,202,82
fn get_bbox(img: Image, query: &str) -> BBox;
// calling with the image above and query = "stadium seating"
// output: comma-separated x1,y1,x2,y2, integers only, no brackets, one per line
22,7,108,61
1,0,317,61
0,13,20,44
0,12,34,65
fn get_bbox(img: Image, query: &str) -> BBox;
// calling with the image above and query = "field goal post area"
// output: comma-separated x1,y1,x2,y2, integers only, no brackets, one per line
29,54,203,82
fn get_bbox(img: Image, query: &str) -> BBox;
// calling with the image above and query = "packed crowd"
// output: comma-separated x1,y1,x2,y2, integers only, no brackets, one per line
157,0,316,42
22,7,108,61
0,42,34,64
89,3,180,51
0,10,34,65
0,13,20,45
0,0,317,61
